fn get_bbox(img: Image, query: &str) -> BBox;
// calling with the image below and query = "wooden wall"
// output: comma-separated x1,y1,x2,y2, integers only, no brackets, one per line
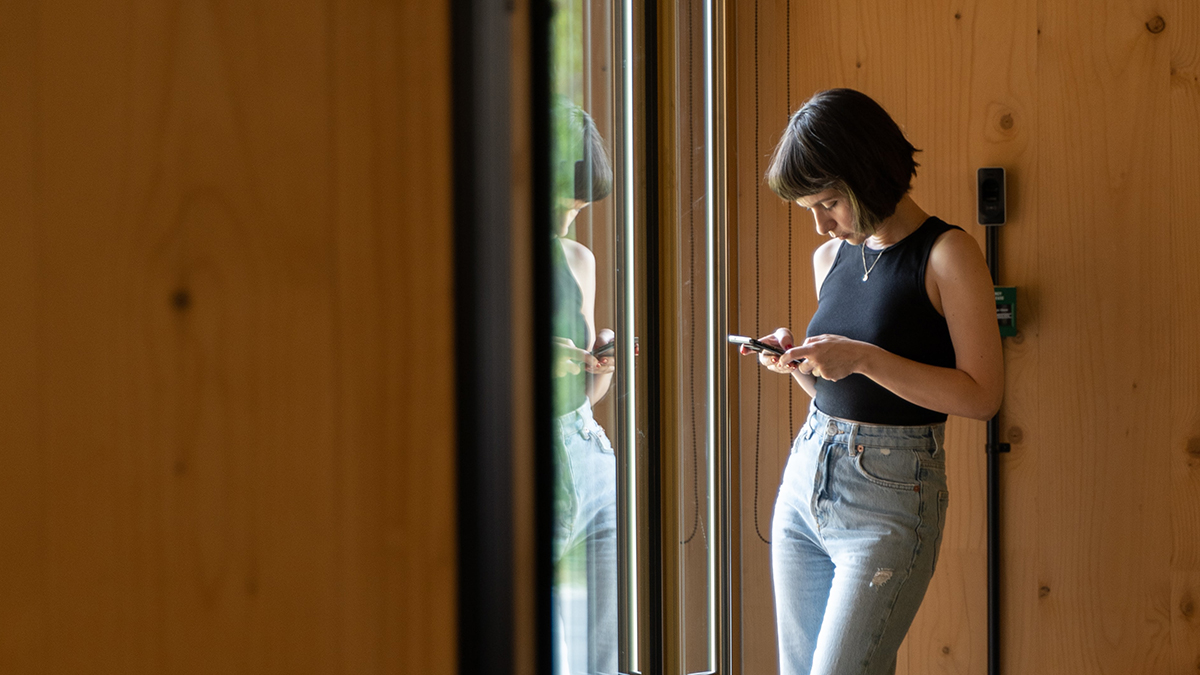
731,0,1200,673
0,1,456,673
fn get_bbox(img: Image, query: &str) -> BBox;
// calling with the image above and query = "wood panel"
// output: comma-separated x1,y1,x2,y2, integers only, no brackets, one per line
0,1,45,671
0,1,455,673
1037,0,1174,671
1169,0,1200,671
369,1,457,673
732,0,1198,673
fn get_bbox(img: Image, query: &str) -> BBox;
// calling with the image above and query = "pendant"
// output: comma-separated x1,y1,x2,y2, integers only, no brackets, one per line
862,273,869,282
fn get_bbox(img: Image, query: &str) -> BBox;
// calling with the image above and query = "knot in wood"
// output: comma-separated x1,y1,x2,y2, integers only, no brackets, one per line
1146,16,1166,34
171,288,192,311
1039,585,1051,598
1007,426,1025,444
1000,113,1015,130
1181,594,1195,619
942,646,951,655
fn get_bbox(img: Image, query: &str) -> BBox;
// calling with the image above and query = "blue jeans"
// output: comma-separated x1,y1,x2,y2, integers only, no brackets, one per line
771,407,950,675
552,399,617,675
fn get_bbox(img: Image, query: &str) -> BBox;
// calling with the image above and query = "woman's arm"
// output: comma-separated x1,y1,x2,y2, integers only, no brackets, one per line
786,229,1003,420
560,238,614,405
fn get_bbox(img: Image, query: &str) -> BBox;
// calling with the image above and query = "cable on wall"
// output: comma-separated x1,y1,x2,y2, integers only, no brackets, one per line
785,0,793,439
751,0,770,546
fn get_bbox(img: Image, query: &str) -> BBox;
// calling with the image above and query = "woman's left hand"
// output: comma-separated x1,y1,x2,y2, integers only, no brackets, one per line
787,334,872,382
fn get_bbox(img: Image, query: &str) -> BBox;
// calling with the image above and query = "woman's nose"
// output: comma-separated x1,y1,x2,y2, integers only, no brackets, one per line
813,211,834,235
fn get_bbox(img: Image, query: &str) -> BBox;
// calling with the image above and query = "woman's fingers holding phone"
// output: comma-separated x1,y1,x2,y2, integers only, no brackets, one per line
757,328,794,371
778,346,809,373
552,336,597,377
585,358,614,374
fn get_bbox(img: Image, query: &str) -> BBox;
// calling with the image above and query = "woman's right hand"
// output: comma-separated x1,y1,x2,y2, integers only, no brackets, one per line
583,328,615,375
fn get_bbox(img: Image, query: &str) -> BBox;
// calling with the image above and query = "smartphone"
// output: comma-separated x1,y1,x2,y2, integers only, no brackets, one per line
590,337,637,358
591,340,615,358
727,334,785,356
728,334,805,364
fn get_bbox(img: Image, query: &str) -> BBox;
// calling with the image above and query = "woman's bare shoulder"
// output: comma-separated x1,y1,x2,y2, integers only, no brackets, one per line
812,238,841,294
559,237,596,271
814,237,841,264
928,227,986,275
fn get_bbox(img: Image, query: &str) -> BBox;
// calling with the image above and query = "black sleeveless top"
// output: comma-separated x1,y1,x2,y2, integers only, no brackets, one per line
551,237,588,416
805,217,961,425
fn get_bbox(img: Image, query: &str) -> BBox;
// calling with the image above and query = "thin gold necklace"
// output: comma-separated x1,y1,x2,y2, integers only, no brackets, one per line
860,242,887,281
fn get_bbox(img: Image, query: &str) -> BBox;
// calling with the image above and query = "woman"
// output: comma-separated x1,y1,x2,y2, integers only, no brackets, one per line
550,101,618,675
746,88,1003,675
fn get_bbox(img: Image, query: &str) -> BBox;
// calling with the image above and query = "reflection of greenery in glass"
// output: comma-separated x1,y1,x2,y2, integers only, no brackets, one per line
556,542,588,587
550,0,589,617
550,0,585,225
551,0,584,102
551,96,581,213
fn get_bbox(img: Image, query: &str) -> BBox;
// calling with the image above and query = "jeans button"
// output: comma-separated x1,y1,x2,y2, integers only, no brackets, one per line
827,422,838,434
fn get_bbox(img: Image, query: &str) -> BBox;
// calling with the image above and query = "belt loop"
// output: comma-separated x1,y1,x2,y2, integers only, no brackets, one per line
847,423,860,456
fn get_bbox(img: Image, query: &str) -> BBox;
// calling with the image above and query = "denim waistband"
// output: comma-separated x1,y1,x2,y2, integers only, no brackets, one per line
807,406,944,451
553,398,596,438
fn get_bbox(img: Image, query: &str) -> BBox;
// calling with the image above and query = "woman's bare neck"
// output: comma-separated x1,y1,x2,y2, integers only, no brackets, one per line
866,195,928,249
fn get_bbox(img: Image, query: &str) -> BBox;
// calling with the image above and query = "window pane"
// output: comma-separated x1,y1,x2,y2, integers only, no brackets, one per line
548,1,630,673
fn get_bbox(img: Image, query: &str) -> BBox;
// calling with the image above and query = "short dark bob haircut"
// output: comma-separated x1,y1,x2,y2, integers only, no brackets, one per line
765,88,919,235
553,99,613,206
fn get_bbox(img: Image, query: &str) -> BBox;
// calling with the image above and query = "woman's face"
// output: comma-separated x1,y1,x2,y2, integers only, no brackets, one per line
796,189,862,244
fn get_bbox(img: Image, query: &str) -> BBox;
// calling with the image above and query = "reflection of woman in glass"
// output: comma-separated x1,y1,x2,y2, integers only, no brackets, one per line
748,89,1003,675
550,101,617,675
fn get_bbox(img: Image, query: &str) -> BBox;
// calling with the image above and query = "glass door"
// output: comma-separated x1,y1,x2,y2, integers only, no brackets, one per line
544,1,728,673
546,1,639,673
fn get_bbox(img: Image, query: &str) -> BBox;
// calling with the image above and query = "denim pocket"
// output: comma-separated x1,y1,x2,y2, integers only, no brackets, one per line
932,490,950,571
552,438,579,555
852,446,920,491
